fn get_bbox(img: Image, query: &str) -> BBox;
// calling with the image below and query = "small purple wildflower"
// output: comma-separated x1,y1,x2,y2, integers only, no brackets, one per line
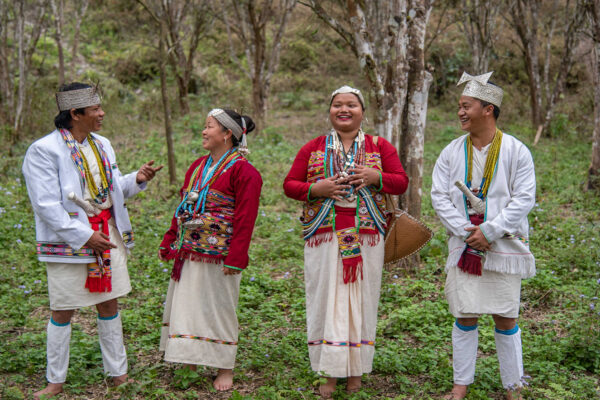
265,354,269,358
162,268,168,272
393,274,398,279
24,290,31,294
16,239,22,244
286,228,294,232
34,280,41,284
250,276,255,282
590,304,595,311
13,223,22,229
18,285,26,289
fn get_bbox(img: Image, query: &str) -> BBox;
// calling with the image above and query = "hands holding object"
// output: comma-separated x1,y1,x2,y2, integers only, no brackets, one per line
454,181,490,251
68,192,117,253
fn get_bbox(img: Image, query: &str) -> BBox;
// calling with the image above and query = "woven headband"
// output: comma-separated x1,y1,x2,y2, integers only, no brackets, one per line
457,71,503,107
55,87,101,111
207,108,244,139
330,85,365,109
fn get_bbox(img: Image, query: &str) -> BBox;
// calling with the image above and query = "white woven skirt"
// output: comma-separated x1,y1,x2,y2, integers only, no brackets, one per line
46,218,131,310
304,233,384,378
445,266,522,318
160,259,242,369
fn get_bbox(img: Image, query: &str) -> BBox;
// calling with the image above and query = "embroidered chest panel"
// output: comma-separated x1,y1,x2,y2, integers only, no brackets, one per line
178,189,236,257
302,151,387,235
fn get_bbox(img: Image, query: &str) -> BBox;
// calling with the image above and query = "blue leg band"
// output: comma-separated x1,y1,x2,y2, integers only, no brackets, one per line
455,320,478,332
98,312,119,321
495,324,519,335
50,317,70,327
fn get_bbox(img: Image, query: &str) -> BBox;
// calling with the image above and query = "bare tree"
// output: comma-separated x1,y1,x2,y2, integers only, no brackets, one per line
13,0,49,142
458,0,502,74
508,0,586,144
586,0,600,190
50,0,65,85
71,0,89,68
137,0,179,184
220,0,297,132
302,0,434,218
138,0,210,115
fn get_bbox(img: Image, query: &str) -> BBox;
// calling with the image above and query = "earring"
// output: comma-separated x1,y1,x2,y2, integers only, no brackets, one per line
224,137,228,144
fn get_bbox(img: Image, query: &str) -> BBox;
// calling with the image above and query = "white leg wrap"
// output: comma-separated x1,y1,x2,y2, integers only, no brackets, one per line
495,326,524,390
97,313,128,377
46,319,71,384
452,322,478,385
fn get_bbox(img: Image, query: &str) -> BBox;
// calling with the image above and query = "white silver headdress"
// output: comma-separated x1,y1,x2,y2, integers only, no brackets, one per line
457,71,503,108
330,85,365,109
207,108,249,156
55,87,101,111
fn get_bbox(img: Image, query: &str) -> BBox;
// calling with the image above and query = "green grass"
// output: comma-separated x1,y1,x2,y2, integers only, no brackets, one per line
1,106,599,399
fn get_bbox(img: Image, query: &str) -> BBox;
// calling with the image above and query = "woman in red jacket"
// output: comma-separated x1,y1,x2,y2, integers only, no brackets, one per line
159,109,262,391
284,86,409,397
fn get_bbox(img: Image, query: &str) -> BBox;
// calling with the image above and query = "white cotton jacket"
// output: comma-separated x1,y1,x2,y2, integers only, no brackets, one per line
431,132,536,278
22,129,145,263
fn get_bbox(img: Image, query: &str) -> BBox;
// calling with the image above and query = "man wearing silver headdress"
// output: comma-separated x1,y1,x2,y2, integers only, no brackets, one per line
431,72,536,400
23,82,162,399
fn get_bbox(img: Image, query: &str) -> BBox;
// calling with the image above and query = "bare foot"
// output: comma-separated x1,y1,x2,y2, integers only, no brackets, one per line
443,384,468,400
346,376,362,393
213,369,233,391
33,383,63,399
319,377,337,398
112,373,133,386
506,388,522,400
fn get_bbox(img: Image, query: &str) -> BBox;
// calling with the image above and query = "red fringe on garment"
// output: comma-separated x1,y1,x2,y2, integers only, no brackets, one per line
170,250,225,281
306,232,334,247
342,258,363,283
458,214,485,276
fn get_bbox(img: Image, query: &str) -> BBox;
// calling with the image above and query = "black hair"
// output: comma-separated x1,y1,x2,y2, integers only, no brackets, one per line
218,109,256,147
479,100,501,120
479,80,501,120
53,82,92,130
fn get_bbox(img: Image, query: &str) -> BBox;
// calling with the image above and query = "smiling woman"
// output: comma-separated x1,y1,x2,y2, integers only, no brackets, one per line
283,85,409,397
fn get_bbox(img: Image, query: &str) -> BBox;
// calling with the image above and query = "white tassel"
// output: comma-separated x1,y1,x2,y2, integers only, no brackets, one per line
238,132,250,156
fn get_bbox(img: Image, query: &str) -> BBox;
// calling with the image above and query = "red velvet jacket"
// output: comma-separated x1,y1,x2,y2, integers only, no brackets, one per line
283,134,409,238
160,155,262,270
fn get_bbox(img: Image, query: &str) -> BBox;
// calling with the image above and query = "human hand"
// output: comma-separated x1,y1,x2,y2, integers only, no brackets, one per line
347,165,381,191
136,160,164,184
158,249,168,261
85,230,117,253
310,174,351,201
222,266,242,275
464,226,490,251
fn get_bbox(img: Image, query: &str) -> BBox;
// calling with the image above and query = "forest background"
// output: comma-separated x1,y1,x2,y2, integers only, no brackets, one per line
0,0,599,399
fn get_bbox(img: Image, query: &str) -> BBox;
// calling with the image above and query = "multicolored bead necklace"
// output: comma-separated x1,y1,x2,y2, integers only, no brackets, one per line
466,128,503,199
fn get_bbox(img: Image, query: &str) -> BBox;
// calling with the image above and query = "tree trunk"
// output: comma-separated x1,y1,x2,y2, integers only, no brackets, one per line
13,1,26,142
71,0,89,69
588,0,600,190
159,22,177,185
50,0,65,86
0,3,13,123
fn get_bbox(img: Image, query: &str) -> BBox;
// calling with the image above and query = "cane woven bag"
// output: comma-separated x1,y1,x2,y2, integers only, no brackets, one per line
372,136,433,265
382,194,433,265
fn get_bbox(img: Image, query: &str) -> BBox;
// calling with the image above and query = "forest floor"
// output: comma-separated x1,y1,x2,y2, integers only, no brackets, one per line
1,104,599,399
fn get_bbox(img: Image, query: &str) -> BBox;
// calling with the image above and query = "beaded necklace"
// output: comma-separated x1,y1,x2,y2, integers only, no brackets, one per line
466,128,502,199
60,129,113,204
175,149,241,217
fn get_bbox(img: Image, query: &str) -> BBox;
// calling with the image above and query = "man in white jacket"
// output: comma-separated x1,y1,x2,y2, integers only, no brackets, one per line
431,72,536,400
22,82,162,399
